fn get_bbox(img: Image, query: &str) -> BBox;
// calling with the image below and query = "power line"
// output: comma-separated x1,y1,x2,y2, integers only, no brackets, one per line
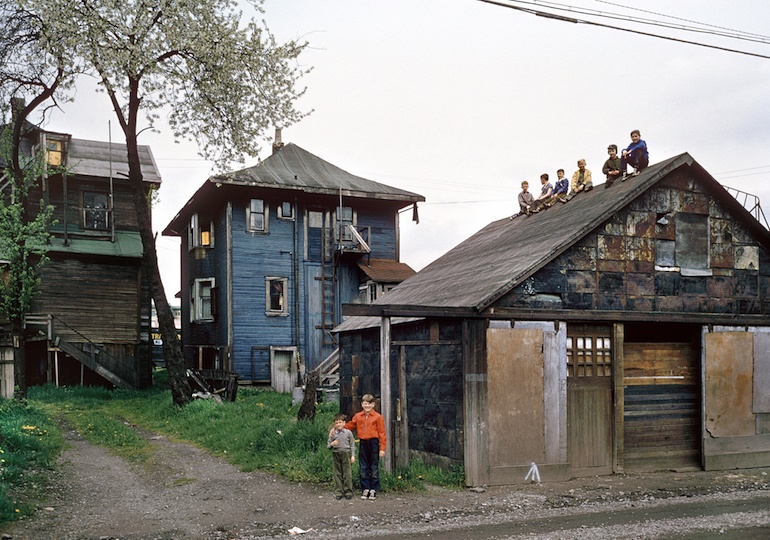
477,0,770,59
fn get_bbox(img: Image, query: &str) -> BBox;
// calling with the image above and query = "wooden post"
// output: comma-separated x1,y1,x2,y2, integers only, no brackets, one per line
380,316,392,473
396,345,409,469
612,322,625,474
463,319,488,487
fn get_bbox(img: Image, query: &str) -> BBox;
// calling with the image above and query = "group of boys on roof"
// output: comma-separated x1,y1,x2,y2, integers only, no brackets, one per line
515,129,649,219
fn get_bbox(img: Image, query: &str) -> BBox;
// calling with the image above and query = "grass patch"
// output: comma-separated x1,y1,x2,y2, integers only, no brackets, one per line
0,398,62,524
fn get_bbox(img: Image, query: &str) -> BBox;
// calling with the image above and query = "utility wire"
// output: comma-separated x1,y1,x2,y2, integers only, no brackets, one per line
594,0,770,41
516,0,770,43
477,0,770,59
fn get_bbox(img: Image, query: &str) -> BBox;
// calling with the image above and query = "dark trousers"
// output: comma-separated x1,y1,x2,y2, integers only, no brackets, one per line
332,452,353,497
358,438,380,491
621,149,649,172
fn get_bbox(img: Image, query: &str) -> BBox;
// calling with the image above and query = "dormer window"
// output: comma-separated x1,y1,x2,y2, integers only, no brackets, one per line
46,139,64,167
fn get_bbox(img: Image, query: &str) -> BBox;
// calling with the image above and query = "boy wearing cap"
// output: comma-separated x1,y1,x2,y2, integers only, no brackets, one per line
602,144,622,188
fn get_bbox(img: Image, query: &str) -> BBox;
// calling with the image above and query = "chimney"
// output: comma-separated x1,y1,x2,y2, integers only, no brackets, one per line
272,127,284,155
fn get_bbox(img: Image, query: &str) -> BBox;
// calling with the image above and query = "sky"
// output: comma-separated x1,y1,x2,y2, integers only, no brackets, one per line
43,0,770,304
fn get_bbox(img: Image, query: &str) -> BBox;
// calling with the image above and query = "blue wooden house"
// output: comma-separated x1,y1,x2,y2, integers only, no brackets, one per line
162,138,423,390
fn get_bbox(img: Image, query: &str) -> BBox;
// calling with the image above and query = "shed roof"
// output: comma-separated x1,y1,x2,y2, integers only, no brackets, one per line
67,138,161,185
163,143,424,236
358,153,770,314
357,258,416,283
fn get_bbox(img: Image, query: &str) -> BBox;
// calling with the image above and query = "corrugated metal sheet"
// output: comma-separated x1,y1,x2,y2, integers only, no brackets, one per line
372,153,770,312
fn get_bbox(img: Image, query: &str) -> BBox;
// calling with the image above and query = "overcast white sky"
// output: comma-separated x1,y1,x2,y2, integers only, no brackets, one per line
45,0,770,303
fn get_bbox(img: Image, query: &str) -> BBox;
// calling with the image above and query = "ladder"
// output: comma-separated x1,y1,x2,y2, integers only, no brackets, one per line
319,226,338,355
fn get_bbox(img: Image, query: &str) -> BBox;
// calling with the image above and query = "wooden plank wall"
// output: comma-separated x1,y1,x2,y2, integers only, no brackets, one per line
623,342,700,470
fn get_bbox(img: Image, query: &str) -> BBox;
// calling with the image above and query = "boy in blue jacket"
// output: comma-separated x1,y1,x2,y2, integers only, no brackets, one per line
621,129,649,178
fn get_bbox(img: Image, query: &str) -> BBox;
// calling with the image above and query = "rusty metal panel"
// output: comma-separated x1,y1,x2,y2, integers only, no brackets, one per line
679,192,710,214
597,234,626,261
597,260,625,272
656,239,676,266
735,245,759,270
566,270,595,293
558,246,596,271
656,295,683,312
710,218,732,244
626,296,654,311
705,332,755,437
754,333,770,413
487,328,545,466
626,260,654,273
627,237,654,262
627,211,656,237
711,242,734,268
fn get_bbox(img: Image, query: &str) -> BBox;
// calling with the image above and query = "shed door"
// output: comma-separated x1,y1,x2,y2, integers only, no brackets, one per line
623,342,700,470
567,325,613,476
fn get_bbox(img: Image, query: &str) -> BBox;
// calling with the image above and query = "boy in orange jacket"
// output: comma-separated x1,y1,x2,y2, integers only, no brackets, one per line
345,394,386,500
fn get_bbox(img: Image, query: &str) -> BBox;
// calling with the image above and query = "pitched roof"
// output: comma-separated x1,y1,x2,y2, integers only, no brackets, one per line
357,258,416,283
67,138,161,185
365,153,770,313
163,143,424,236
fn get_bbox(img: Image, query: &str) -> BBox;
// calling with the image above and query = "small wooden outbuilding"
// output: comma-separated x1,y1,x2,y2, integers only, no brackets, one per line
339,153,770,485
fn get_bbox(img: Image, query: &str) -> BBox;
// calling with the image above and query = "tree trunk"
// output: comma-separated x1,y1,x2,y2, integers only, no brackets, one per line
124,133,192,407
297,371,319,422
12,318,26,400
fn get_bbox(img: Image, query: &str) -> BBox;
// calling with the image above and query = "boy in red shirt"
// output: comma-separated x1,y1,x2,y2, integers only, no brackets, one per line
345,394,386,500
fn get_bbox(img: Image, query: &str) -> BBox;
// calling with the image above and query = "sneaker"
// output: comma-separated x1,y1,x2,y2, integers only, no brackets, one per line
344,493,353,500
334,494,342,500
361,489,370,500
368,490,377,500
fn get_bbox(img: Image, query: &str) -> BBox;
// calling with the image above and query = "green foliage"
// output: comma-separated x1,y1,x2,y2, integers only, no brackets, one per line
0,398,62,524
0,133,55,324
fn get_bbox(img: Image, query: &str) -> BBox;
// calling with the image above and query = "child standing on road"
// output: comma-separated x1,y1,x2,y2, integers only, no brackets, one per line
327,413,355,500
345,394,386,500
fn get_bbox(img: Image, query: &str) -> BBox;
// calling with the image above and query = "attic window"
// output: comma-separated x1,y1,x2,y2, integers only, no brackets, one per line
82,191,110,230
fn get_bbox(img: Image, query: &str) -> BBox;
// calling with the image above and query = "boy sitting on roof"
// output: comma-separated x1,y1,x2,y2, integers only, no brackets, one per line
563,159,593,201
517,180,535,216
603,144,622,188
531,173,553,212
621,129,649,178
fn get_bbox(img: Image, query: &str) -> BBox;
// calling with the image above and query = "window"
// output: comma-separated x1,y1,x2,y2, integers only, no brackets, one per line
675,213,709,270
189,213,213,248
83,191,110,230
278,201,294,220
248,199,268,232
46,139,63,167
191,278,215,321
336,206,354,243
266,277,288,315
567,328,612,378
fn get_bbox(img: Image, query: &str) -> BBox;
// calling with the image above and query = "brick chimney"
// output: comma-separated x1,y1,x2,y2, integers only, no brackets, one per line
272,127,284,155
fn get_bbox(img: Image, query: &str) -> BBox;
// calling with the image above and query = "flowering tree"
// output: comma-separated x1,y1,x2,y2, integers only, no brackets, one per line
6,0,308,405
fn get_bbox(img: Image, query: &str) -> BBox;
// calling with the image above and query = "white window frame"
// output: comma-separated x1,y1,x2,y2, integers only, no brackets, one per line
248,199,269,232
82,190,111,231
277,201,294,220
265,277,289,316
191,278,215,322
189,213,213,248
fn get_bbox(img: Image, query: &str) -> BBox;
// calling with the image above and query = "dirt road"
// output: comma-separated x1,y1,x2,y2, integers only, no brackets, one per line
2,424,769,539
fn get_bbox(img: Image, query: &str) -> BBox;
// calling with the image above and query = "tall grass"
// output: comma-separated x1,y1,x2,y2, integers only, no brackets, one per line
0,398,62,524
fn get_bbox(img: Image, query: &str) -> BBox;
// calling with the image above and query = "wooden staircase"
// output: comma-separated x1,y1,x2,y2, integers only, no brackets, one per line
314,347,340,388
25,314,135,389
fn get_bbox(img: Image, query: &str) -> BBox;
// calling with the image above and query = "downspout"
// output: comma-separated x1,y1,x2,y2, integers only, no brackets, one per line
108,121,115,242
293,196,301,385
227,202,234,371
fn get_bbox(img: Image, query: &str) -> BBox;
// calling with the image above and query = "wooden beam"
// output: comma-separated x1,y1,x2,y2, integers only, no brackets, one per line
612,322,625,474
380,316,392,473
